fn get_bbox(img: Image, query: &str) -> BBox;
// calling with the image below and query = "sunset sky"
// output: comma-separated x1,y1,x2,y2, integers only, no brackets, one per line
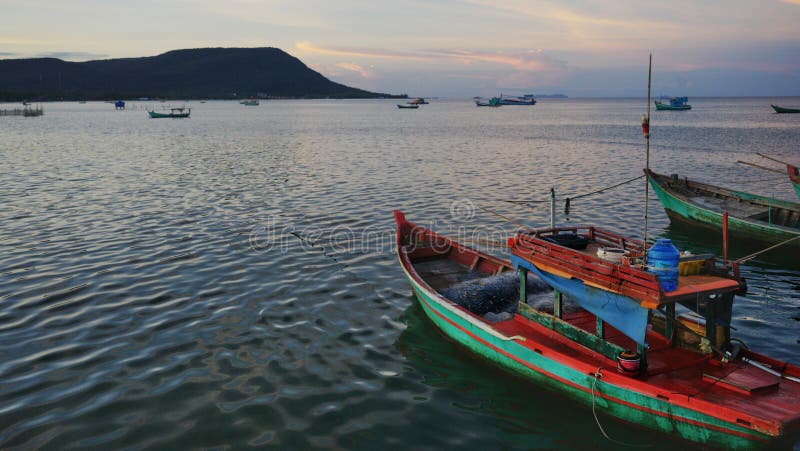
3,0,800,97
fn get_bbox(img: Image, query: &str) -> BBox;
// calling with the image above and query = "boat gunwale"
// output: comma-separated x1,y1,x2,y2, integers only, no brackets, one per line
646,169,800,235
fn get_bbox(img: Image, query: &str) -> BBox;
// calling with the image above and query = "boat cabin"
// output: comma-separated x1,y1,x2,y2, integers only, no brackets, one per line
509,226,746,372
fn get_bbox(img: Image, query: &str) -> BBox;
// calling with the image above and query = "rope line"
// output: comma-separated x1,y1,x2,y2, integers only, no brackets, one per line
565,175,645,214
591,368,651,448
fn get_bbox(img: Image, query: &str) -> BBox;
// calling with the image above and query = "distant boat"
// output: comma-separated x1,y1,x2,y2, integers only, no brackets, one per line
646,169,800,248
496,94,536,105
408,98,429,105
397,104,419,109
655,96,691,110
148,107,191,118
475,97,500,107
114,100,125,110
240,99,259,106
771,104,800,114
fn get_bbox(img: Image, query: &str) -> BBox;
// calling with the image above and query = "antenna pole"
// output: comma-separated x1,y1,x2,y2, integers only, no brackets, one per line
642,54,652,257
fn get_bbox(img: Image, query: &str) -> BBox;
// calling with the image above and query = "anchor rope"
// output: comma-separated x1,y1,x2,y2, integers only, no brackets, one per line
591,368,651,448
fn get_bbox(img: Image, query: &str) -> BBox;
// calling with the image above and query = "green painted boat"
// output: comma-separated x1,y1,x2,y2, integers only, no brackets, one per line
655,96,691,110
788,164,800,199
771,104,800,114
394,210,800,449
147,107,191,118
646,169,800,248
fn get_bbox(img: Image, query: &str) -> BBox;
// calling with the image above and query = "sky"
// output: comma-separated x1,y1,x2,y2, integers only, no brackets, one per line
2,0,800,97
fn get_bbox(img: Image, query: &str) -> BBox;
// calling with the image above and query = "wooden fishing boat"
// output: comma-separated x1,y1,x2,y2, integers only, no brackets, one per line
474,97,500,107
789,164,800,199
397,104,419,109
655,96,691,110
771,105,800,114
496,94,536,105
240,99,259,106
395,210,800,449
147,107,191,118
408,98,429,105
646,169,800,248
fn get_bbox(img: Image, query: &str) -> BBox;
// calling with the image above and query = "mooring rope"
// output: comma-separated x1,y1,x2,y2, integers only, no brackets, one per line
591,368,652,448
565,175,645,215
735,235,800,263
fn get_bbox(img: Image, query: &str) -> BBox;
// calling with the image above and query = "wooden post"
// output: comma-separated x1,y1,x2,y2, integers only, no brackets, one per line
550,187,562,318
554,291,562,319
519,267,527,304
665,303,675,343
722,212,729,262
637,342,648,372
705,298,717,348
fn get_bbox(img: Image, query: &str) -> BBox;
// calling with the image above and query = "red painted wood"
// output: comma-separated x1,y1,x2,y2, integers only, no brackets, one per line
393,211,800,442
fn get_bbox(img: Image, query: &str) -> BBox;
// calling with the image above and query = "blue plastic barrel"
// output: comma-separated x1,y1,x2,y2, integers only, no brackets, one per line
647,238,680,292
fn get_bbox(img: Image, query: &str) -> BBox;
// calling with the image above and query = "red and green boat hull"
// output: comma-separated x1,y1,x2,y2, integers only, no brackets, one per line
789,164,800,199
401,266,777,449
647,173,800,246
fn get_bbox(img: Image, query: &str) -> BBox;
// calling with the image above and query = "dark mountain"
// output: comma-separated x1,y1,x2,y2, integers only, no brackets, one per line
0,47,401,101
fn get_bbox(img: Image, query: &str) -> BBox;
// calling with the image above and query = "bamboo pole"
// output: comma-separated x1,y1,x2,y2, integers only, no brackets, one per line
643,54,652,255
756,152,792,166
736,160,784,174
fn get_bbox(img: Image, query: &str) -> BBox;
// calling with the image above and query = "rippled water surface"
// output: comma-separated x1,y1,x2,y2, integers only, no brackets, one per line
2,98,799,449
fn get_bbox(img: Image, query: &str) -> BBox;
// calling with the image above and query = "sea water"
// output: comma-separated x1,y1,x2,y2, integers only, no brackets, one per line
1,98,799,449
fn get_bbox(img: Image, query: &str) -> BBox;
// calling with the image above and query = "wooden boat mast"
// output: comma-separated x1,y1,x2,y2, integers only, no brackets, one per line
643,54,652,254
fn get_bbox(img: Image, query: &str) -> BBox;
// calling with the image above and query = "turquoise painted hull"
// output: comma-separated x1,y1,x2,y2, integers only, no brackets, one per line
655,101,691,110
647,172,800,247
400,263,773,449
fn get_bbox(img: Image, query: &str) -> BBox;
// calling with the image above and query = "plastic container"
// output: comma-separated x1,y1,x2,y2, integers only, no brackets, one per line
647,238,680,292
596,247,627,264
617,350,641,374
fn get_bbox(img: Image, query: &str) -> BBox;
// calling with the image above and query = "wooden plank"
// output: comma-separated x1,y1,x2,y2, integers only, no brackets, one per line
518,303,625,360
703,365,780,395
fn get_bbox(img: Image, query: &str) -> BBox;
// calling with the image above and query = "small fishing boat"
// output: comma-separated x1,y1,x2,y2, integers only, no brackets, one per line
240,99,259,106
789,164,800,198
771,104,800,114
496,94,536,105
475,97,501,107
147,107,191,118
397,104,419,109
395,210,800,449
646,169,800,248
655,96,691,110
408,98,429,105
736,154,800,200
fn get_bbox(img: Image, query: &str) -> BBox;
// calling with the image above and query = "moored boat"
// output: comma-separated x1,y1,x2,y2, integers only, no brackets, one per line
771,104,800,114
655,96,691,110
789,164,800,198
496,94,536,105
475,97,501,107
147,107,191,118
240,99,259,106
408,98,429,105
397,104,419,109
646,169,800,248
395,210,800,449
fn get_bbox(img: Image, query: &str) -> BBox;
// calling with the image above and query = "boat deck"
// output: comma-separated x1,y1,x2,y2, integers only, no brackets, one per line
652,171,800,229
491,310,800,428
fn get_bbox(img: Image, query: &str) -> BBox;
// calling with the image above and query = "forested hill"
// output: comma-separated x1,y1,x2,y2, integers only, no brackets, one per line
0,47,401,101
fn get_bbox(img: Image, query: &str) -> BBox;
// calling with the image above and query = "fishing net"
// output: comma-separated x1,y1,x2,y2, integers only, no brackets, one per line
440,272,550,317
